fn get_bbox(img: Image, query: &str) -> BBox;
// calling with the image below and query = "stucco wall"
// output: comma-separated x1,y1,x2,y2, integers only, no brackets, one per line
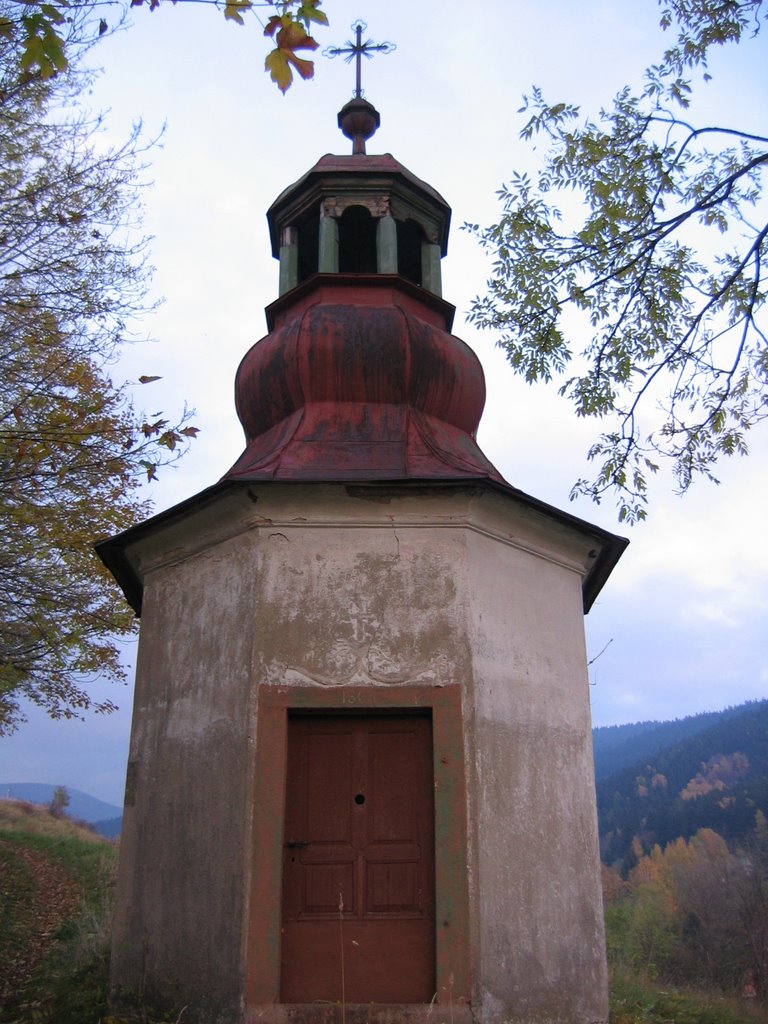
463,493,608,1024
111,528,259,1020
110,483,609,1024
249,489,474,694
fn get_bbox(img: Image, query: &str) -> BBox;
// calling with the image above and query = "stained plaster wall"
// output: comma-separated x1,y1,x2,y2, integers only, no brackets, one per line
110,483,608,1023
463,491,608,1024
247,488,474,694
111,524,259,1020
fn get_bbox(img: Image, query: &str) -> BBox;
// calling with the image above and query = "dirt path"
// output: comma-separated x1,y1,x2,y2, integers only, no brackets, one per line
0,838,81,1007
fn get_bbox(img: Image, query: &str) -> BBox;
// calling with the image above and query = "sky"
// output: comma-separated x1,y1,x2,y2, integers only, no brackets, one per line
1,0,766,807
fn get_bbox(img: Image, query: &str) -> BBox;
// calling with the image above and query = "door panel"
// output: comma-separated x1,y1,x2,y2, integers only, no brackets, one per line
281,714,435,1003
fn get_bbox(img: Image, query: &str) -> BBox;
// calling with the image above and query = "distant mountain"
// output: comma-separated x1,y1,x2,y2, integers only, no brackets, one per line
592,701,765,780
0,783,122,825
92,815,123,839
594,699,768,868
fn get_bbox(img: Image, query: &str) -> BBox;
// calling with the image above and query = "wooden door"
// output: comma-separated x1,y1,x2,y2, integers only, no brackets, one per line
280,713,435,1003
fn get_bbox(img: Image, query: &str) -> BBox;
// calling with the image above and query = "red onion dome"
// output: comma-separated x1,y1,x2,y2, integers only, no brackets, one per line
223,276,504,484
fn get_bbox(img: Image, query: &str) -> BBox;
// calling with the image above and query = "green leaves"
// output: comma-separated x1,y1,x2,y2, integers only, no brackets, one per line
18,3,69,80
658,0,760,78
466,2,768,523
519,87,579,141
297,0,328,27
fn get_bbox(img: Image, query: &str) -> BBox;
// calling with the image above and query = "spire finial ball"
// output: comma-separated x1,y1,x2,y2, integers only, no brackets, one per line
338,97,380,156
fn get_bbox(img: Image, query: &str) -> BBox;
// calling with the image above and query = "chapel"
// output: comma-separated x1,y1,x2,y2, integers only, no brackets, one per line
100,56,626,1024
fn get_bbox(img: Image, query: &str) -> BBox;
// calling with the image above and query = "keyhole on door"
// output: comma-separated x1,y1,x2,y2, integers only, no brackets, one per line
354,793,365,805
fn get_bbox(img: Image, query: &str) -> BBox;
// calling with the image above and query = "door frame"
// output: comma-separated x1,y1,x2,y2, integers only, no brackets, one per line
245,684,471,1018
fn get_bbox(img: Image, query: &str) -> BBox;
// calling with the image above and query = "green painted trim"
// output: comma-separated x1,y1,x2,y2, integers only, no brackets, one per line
377,214,398,273
318,215,339,273
422,242,442,296
278,243,298,295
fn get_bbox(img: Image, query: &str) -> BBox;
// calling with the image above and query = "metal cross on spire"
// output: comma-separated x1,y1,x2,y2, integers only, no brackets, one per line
323,20,395,98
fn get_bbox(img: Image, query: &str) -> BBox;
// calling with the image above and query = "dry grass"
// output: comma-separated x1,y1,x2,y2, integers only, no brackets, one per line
0,798,105,844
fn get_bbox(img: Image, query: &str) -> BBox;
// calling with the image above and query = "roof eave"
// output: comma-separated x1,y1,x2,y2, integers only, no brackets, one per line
96,477,627,618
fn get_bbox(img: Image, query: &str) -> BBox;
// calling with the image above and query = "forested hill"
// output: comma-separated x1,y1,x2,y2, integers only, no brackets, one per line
592,701,765,780
594,699,768,868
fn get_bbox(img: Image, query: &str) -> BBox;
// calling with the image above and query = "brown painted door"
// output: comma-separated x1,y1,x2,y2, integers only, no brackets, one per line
280,713,435,1003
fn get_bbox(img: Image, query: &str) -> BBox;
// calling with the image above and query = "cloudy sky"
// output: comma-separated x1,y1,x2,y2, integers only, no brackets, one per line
1,0,766,806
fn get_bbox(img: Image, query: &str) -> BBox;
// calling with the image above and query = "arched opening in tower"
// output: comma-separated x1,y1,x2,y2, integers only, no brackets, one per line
397,218,423,286
338,205,377,273
297,210,319,283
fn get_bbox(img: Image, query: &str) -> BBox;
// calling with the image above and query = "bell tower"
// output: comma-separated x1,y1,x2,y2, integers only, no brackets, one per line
100,85,626,1024
270,97,447,296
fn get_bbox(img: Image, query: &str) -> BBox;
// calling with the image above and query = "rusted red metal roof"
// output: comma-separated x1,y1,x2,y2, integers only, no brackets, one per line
222,275,506,487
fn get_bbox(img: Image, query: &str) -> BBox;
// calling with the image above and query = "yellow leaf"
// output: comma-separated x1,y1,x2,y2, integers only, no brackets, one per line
265,47,316,92
224,0,251,25
265,47,292,92
264,17,318,92
297,0,328,27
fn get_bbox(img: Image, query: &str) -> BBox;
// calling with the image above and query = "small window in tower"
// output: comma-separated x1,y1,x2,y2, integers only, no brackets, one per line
397,219,423,285
297,211,319,283
338,205,377,273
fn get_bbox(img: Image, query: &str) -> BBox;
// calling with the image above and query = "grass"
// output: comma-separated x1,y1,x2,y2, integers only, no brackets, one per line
0,800,114,887
609,967,768,1024
0,799,116,1024
3,799,767,1023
